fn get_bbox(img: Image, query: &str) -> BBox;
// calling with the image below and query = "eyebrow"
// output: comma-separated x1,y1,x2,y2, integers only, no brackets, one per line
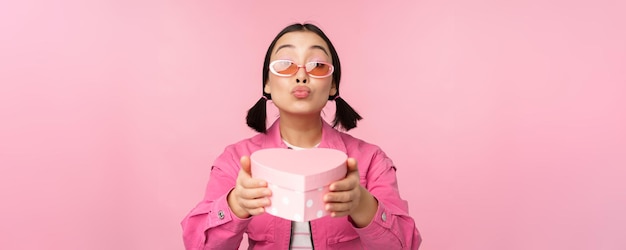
275,44,329,56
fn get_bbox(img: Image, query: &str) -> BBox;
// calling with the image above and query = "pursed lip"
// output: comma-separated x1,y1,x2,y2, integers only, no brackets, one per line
291,85,311,98
291,86,311,94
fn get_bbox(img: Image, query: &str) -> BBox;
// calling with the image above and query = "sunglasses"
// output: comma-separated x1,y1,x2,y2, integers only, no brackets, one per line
269,60,334,78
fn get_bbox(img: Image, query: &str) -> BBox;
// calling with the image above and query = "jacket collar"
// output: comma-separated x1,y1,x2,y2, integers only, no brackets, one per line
262,118,347,152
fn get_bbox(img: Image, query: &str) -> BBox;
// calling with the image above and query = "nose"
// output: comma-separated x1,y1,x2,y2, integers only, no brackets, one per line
295,66,308,84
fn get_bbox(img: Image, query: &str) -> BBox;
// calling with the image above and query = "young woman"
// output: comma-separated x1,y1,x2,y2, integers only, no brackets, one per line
182,23,421,250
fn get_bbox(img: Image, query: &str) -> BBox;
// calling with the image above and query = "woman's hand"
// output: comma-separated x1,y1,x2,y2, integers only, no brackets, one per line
324,158,378,227
227,156,272,219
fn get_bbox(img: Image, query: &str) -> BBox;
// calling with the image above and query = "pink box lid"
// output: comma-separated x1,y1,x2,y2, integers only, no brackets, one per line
250,148,347,192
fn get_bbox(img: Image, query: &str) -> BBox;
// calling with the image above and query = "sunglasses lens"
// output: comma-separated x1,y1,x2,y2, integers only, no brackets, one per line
306,62,332,77
270,60,333,77
271,60,297,75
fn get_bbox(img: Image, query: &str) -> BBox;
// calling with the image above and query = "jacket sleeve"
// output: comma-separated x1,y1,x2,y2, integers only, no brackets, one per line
352,148,422,250
181,148,251,250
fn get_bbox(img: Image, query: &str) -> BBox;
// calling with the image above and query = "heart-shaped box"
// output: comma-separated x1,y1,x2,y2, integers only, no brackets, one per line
250,148,347,222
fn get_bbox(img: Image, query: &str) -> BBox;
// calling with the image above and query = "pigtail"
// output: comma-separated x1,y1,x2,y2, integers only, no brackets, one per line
246,95,269,133
332,96,362,131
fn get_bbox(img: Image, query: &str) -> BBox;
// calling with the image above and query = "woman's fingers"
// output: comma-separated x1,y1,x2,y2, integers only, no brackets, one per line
324,190,355,203
238,186,271,200
229,156,273,217
238,196,271,211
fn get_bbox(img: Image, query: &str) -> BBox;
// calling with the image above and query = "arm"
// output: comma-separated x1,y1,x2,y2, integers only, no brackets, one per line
353,149,422,249
181,150,250,250
324,148,421,249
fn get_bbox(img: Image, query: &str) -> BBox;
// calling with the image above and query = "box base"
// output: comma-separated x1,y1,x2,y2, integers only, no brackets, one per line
265,184,329,222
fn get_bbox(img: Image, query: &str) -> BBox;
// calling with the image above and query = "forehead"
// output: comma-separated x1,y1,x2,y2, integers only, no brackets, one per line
272,30,330,54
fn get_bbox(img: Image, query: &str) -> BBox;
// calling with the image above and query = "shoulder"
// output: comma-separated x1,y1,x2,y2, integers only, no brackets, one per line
336,131,391,163
222,133,266,156
214,133,267,166
335,131,397,181
338,131,383,153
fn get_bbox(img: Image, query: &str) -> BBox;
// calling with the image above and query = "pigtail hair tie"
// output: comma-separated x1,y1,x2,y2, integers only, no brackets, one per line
332,95,362,131
246,95,269,133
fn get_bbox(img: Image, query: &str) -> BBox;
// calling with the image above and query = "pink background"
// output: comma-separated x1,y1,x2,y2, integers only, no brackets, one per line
1,1,625,249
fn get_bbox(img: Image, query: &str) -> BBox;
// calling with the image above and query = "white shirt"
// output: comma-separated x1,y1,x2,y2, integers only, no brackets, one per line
283,140,316,249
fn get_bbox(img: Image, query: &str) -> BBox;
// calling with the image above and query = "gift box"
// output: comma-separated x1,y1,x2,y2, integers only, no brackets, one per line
250,148,347,222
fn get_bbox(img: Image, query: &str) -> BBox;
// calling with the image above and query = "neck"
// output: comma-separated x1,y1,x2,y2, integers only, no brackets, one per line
278,112,323,148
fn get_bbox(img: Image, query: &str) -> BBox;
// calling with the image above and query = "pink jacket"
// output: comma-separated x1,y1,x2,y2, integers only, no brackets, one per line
181,120,421,249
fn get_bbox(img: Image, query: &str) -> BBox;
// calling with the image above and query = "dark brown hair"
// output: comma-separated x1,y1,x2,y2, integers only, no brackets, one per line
246,23,362,133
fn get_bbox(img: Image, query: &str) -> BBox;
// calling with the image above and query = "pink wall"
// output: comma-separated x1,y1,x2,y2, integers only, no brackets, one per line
1,1,625,249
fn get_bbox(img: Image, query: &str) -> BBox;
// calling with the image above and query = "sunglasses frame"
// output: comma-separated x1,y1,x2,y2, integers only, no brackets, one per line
269,60,334,79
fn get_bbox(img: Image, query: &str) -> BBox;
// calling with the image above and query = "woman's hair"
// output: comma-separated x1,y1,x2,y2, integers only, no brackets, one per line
246,23,362,133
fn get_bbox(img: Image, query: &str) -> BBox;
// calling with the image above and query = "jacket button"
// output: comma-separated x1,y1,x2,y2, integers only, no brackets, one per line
381,212,387,222
218,210,225,220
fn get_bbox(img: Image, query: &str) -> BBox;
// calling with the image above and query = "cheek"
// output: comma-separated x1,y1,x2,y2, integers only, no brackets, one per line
315,79,334,93
266,76,288,92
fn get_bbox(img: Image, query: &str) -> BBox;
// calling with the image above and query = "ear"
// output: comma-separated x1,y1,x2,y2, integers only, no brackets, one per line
329,82,337,96
264,82,271,95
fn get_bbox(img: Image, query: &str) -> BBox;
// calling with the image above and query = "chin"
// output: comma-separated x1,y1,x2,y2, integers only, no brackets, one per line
283,108,324,116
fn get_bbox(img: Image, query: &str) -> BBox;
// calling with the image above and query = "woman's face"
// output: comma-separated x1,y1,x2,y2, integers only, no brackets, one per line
264,30,337,117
